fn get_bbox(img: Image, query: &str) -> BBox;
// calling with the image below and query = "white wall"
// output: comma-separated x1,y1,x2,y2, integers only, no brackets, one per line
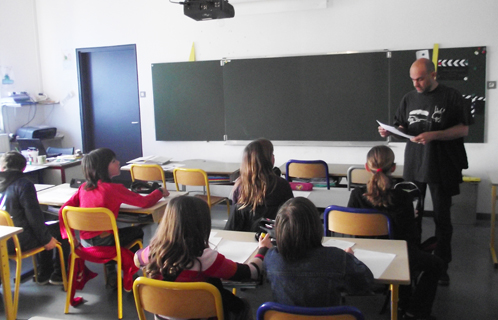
0,0,47,133
11,0,498,213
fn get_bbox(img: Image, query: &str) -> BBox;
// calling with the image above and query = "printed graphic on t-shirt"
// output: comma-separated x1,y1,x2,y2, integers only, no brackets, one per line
407,109,429,125
431,106,446,123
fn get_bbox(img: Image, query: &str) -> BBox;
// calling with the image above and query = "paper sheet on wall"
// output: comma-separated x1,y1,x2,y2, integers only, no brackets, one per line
376,120,414,139
215,240,259,263
353,249,396,279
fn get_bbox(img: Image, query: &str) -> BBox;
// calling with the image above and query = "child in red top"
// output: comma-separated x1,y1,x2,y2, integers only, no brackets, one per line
59,148,169,287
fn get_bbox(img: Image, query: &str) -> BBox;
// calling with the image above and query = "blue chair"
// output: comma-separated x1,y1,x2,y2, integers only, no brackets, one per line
285,159,330,189
256,302,365,320
323,205,392,239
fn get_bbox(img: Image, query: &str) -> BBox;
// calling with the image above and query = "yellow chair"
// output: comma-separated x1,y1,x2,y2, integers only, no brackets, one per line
130,164,166,187
0,210,67,320
346,165,371,191
323,205,392,314
61,206,142,319
133,276,224,320
173,168,230,217
323,205,392,238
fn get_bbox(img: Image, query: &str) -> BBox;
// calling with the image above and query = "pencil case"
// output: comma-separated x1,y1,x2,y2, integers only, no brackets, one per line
289,182,313,191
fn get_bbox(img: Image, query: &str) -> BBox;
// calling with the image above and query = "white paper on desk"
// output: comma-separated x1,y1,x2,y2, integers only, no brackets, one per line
292,191,311,198
161,163,185,171
127,155,171,165
216,240,259,263
209,237,223,249
322,239,356,251
353,249,396,279
377,120,414,139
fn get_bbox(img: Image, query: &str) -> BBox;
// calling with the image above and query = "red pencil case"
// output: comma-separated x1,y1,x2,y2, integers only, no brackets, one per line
289,182,313,191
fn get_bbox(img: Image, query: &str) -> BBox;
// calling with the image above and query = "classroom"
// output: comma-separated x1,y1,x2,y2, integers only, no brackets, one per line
1,0,497,319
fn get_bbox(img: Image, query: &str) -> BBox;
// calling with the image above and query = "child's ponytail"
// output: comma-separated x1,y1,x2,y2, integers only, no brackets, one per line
364,146,395,207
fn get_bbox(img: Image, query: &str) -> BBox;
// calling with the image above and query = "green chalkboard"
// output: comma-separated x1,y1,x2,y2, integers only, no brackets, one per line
152,61,225,141
151,46,485,143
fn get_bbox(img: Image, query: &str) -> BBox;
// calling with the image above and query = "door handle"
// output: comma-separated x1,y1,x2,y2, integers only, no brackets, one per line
131,121,139,124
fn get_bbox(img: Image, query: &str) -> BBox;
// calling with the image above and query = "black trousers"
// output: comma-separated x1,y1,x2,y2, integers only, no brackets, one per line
415,181,453,266
400,249,444,317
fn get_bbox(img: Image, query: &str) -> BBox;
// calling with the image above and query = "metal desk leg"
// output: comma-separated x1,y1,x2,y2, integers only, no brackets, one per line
490,185,498,267
390,284,399,320
0,239,15,320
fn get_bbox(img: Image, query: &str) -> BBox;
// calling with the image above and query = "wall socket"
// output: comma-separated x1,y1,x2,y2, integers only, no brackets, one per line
488,81,497,89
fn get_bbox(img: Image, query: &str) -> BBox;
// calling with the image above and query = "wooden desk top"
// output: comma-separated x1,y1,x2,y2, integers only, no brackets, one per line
122,159,240,174
214,230,410,285
0,226,23,241
293,188,351,208
36,183,187,217
489,171,498,185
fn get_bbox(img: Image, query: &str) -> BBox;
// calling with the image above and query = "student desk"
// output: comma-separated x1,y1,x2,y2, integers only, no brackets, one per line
214,230,410,320
121,159,241,183
36,183,187,223
489,171,498,267
0,225,23,320
293,188,351,208
25,159,83,184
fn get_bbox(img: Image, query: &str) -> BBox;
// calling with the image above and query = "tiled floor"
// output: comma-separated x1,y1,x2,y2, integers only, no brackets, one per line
2,204,498,319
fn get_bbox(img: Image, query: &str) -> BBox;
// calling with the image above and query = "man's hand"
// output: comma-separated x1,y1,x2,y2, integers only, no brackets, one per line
411,131,438,145
44,237,60,250
378,126,391,138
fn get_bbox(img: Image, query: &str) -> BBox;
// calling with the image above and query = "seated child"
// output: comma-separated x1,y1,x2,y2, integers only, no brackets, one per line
264,197,374,307
225,138,293,232
348,145,443,320
59,147,169,288
135,195,272,320
0,151,68,285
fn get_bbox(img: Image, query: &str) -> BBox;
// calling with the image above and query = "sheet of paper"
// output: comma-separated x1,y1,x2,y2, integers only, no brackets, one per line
161,163,185,171
322,239,356,250
353,249,396,279
216,240,259,264
209,237,223,249
377,120,414,139
127,155,171,165
292,191,311,198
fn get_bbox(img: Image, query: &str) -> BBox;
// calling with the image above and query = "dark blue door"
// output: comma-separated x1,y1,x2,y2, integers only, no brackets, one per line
77,44,142,177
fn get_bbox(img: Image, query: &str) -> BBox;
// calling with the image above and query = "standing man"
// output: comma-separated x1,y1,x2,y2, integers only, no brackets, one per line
379,58,472,286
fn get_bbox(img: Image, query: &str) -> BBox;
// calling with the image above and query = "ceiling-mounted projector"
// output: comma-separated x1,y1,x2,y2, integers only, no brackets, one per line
183,0,235,21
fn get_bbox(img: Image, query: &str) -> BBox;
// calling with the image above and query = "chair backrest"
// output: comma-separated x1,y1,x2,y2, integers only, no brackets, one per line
0,210,22,253
173,167,211,193
286,160,330,189
256,302,365,320
61,206,121,250
346,166,371,191
323,205,392,238
46,146,75,155
133,277,224,320
0,209,14,227
130,164,166,186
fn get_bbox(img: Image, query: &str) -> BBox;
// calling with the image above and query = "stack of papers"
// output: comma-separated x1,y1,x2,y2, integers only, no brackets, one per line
127,155,171,165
